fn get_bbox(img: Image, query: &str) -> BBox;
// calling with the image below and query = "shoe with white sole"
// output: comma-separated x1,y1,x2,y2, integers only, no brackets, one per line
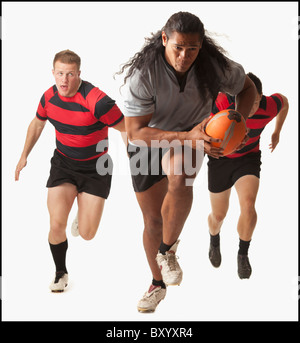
49,271,68,292
156,240,183,286
137,285,167,313
71,213,79,237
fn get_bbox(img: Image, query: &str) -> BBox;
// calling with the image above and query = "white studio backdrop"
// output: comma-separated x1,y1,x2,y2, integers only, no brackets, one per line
2,1,298,321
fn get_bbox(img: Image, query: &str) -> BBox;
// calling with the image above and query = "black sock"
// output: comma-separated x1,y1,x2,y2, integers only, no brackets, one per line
152,278,166,289
238,239,251,255
49,239,68,274
210,233,220,247
159,241,173,255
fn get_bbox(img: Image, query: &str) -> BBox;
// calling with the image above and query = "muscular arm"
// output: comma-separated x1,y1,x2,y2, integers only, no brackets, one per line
111,117,128,147
125,113,223,157
235,75,257,120
269,93,289,152
125,114,187,147
15,117,47,180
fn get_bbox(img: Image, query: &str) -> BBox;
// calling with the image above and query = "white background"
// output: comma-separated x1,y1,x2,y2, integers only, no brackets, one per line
2,1,298,322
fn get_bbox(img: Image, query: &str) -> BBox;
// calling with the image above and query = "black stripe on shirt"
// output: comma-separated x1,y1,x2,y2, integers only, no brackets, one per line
49,93,90,112
56,139,108,160
212,102,235,114
94,95,115,120
250,114,271,120
78,81,95,100
227,103,235,110
226,94,235,104
36,112,47,121
107,115,124,127
259,96,267,110
271,95,282,113
48,117,106,135
40,94,45,108
212,94,235,114
248,127,265,138
235,139,260,154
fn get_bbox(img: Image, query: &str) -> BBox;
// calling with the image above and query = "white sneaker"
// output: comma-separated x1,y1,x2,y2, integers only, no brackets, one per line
137,285,166,313
49,272,68,292
156,240,183,286
71,213,79,237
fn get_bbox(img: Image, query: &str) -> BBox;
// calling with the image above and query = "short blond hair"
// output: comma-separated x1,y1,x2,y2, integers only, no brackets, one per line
53,49,81,70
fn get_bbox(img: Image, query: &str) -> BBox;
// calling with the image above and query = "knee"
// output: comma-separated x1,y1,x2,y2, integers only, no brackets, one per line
168,174,191,194
79,226,97,241
210,211,227,224
241,199,257,217
143,215,163,237
50,219,67,236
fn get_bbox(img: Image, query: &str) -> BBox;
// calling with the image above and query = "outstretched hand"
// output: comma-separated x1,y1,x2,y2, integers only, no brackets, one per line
269,132,280,152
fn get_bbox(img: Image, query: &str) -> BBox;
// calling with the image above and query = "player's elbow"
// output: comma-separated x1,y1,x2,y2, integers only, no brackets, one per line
125,124,144,143
279,94,289,110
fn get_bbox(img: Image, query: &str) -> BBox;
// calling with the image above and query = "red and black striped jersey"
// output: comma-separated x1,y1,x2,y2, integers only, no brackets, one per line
211,92,283,158
36,81,124,161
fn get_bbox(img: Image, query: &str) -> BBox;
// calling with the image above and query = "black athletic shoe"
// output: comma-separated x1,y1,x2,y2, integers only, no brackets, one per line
209,243,221,268
237,254,252,279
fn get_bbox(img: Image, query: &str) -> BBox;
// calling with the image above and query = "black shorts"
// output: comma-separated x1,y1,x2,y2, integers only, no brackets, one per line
127,123,201,193
207,151,262,193
46,150,112,199
127,143,168,192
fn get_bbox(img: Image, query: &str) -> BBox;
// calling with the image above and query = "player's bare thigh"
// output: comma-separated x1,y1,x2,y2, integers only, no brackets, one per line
76,192,106,240
234,174,260,208
47,183,78,243
161,145,203,187
209,188,231,221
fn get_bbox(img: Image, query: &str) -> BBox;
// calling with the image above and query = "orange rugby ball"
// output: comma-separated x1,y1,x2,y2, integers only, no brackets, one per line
205,109,247,156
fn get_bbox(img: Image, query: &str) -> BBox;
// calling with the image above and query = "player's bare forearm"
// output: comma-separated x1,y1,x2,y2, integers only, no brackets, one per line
273,94,289,135
15,117,46,180
235,75,257,120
